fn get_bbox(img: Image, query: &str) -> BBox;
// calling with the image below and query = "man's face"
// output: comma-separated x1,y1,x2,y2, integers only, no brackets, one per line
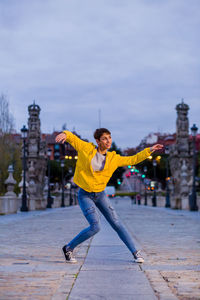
97,133,112,150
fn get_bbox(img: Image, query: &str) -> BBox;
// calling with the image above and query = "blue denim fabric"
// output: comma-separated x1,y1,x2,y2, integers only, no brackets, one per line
67,188,137,254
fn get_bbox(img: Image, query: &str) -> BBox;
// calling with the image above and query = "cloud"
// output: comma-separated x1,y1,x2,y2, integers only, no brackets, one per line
0,0,199,148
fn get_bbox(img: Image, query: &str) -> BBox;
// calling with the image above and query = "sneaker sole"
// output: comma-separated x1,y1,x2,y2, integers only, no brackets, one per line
61,249,77,264
134,259,144,263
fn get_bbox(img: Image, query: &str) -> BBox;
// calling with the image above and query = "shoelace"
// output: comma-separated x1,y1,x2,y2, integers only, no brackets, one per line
66,250,76,260
67,251,72,258
135,250,143,258
136,250,141,256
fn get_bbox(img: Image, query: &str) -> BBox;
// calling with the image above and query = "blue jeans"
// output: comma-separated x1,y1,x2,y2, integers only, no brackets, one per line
67,188,137,254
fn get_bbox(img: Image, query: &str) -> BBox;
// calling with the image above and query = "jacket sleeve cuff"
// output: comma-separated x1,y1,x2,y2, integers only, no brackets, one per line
146,147,152,155
63,130,72,142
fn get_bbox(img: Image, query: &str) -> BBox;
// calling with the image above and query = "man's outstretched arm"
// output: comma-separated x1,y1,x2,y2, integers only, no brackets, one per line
117,144,164,167
55,131,92,152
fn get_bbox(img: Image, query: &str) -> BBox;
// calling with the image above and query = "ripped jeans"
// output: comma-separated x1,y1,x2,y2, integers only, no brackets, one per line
67,188,137,254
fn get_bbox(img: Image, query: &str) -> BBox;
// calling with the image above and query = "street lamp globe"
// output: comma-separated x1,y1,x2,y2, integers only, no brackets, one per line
21,125,28,139
143,166,147,173
165,145,170,155
47,148,52,157
8,165,14,173
191,124,198,137
153,160,157,167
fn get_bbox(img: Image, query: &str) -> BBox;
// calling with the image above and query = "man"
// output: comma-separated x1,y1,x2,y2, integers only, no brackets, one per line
55,128,163,263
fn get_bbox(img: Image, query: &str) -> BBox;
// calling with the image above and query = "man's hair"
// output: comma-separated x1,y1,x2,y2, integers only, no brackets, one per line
93,128,111,140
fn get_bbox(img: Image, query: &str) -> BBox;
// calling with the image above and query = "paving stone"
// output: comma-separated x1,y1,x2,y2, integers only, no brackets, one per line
69,218,157,300
1,198,199,300
113,199,200,300
0,205,91,300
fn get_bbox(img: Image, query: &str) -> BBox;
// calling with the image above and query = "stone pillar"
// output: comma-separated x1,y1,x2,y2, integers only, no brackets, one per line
169,100,193,209
26,102,47,210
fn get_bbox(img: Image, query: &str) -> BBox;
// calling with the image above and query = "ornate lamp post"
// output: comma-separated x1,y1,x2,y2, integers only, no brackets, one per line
68,167,73,206
137,173,141,205
143,166,148,205
60,160,65,207
165,146,171,208
189,124,198,211
152,159,157,207
46,148,52,208
20,125,28,212
133,172,137,204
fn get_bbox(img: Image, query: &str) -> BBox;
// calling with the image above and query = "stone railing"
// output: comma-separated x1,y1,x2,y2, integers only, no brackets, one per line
118,191,200,210
0,165,18,215
0,195,18,215
47,190,78,208
0,165,79,215
116,190,200,210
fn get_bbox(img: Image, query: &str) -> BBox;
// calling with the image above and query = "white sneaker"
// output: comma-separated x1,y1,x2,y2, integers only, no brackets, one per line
133,250,144,263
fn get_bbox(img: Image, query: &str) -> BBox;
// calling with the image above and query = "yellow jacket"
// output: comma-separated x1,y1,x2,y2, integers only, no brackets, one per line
63,131,152,193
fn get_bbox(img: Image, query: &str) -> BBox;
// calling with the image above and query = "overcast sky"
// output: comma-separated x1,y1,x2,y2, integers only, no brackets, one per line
0,0,199,149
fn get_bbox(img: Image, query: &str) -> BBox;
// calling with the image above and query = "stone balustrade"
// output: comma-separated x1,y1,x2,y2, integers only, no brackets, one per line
0,195,19,215
0,163,79,215
47,190,78,208
134,191,200,209
0,165,18,215
117,190,199,210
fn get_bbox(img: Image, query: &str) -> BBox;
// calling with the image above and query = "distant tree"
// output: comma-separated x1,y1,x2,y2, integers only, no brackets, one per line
0,94,21,195
110,142,122,155
123,147,137,156
48,158,77,184
62,123,67,131
136,154,171,189
0,94,14,134
107,142,125,189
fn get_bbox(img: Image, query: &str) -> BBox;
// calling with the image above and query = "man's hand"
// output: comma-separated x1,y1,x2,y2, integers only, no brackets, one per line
150,144,164,153
55,133,67,144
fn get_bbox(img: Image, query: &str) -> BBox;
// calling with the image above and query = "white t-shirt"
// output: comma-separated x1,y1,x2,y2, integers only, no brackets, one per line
91,151,106,171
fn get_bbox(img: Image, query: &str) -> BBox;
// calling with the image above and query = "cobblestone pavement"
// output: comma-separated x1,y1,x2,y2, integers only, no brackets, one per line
112,197,200,300
0,206,90,300
68,214,158,300
0,198,200,300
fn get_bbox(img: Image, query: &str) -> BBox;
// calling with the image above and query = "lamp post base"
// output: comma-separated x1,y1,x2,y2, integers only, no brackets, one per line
61,189,65,207
21,194,28,212
165,194,171,208
20,206,28,212
152,194,157,207
144,194,147,205
189,193,198,211
46,198,52,208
